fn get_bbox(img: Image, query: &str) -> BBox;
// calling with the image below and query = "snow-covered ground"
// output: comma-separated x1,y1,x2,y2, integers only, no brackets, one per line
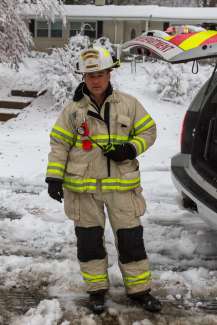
1,58,217,325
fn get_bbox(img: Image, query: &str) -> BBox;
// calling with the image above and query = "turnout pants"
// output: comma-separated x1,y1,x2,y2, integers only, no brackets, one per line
64,186,151,295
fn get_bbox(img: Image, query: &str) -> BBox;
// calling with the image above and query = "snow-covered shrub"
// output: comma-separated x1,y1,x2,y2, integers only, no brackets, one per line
93,36,115,55
39,35,90,109
142,61,211,105
0,0,32,68
19,0,65,23
0,0,64,67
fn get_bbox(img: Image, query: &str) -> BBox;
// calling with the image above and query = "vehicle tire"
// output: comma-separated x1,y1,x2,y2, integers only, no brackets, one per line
182,193,198,211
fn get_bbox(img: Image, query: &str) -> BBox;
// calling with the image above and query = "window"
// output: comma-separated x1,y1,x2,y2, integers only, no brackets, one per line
69,21,97,39
51,20,62,38
29,19,35,37
83,22,96,39
37,20,48,37
70,22,82,37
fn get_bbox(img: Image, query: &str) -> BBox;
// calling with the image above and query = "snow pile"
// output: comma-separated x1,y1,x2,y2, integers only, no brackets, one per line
11,299,66,325
141,61,211,105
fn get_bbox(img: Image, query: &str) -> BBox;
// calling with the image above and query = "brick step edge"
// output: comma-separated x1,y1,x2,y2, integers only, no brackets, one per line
11,89,47,98
0,101,31,109
0,113,18,122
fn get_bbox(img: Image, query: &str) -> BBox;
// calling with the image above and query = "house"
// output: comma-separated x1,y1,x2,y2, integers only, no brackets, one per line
21,4,217,52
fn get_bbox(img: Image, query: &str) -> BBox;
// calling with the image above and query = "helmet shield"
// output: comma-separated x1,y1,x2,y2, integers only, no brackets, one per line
76,47,119,73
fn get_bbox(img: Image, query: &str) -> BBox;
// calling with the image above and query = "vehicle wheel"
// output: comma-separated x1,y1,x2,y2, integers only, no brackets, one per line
182,193,198,211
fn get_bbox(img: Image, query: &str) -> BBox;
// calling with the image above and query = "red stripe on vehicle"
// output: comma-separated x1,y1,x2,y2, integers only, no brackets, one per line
168,33,196,46
201,34,217,45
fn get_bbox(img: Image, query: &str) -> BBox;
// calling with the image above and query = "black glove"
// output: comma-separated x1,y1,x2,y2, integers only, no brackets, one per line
104,143,136,162
46,179,64,203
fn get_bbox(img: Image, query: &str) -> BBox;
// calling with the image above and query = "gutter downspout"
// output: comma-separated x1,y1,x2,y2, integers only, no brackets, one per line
145,14,152,32
114,20,118,44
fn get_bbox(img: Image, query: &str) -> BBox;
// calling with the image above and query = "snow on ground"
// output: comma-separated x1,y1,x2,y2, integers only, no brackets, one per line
1,58,217,324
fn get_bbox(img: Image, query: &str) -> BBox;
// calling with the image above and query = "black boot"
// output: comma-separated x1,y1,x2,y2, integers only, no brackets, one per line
128,290,162,313
89,290,105,314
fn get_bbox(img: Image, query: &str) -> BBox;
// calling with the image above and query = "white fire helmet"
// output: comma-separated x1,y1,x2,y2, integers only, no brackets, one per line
76,47,119,74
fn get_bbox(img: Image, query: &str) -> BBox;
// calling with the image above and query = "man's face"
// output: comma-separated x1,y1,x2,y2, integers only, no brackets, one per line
84,70,110,98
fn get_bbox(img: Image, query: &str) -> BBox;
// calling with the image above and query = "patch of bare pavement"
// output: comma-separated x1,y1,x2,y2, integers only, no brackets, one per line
1,285,217,324
1,205,217,324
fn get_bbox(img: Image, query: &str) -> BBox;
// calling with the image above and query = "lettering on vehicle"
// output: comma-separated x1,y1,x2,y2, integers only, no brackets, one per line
132,36,176,53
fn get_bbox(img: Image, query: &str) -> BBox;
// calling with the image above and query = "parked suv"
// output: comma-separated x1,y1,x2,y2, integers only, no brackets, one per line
122,30,217,229
171,75,217,229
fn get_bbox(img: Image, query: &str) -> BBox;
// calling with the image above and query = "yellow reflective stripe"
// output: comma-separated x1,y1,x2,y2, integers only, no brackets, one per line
180,30,217,50
135,120,155,135
64,177,97,192
124,271,151,287
63,178,140,192
134,116,155,136
53,124,74,138
102,185,139,191
81,271,108,283
131,136,148,154
47,169,64,177
74,134,129,148
130,138,143,154
134,115,150,129
47,162,65,169
101,177,140,191
64,184,96,192
51,131,74,146
102,178,140,184
47,162,65,177
51,124,75,145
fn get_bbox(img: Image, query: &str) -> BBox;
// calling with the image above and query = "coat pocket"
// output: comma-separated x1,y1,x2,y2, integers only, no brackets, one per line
64,189,80,221
131,186,146,217
66,162,88,177
116,114,132,136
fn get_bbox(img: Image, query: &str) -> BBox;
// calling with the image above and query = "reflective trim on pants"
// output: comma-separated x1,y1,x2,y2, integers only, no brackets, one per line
124,271,151,288
81,271,108,284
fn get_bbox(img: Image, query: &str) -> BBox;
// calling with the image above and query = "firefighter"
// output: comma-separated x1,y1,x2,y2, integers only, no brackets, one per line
46,47,161,314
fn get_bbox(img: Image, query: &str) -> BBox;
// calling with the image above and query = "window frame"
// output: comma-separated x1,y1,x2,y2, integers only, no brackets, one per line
36,20,49,38
69,21,97,40
51,20,63,38
35,20,63,38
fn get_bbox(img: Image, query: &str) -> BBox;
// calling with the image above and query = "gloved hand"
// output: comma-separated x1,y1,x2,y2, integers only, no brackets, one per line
47,179,64,203
104,143,136,162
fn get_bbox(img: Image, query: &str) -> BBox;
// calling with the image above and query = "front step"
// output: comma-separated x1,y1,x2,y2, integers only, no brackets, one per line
0,112,18,121
11,89,47,98
0,108,22,121
0,100,31,109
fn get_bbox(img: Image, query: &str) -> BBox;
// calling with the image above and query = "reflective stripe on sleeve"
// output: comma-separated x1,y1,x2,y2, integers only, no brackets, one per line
124,271,151,287
130,137,147,155
47,162,65,177
50,124,75,145
133,115,155,135
81,271,108,284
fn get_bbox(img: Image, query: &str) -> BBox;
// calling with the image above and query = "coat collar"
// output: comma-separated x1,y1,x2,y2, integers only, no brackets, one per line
73,82,120,108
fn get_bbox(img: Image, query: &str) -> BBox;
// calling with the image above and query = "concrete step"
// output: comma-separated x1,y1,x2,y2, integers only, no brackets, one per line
11,89,47,98
0,112,18,121
0,100,31,109
0,108,22,114
0,108,22,121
